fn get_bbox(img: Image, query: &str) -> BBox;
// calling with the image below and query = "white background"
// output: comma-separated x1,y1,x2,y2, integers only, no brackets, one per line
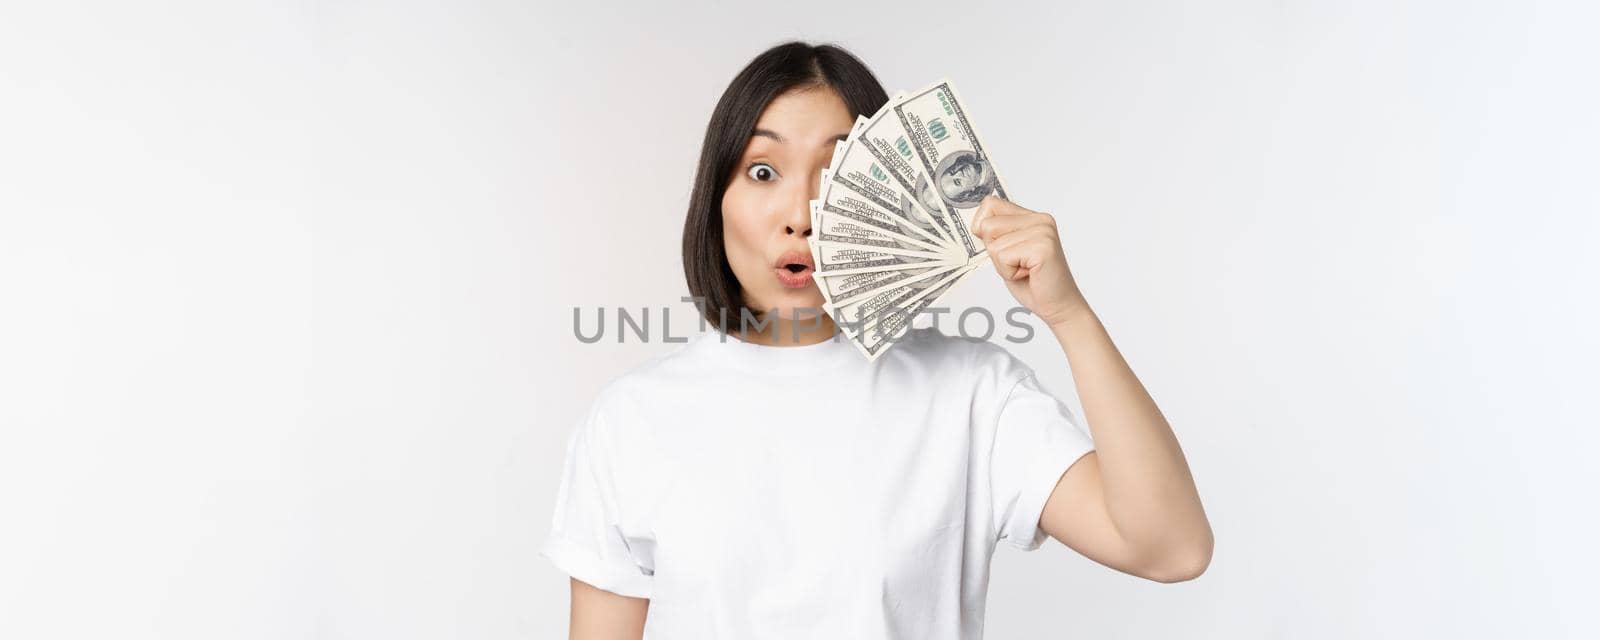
2,1,1596,638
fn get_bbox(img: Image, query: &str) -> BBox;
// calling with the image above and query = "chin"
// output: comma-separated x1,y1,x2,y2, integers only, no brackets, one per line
749,289,828,320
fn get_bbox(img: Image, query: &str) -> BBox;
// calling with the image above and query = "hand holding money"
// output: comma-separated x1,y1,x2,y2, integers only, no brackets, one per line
971,195,1088,328
809,78,1068,360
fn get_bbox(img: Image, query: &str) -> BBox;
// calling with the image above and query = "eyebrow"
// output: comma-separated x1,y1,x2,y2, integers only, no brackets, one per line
751,128,852,145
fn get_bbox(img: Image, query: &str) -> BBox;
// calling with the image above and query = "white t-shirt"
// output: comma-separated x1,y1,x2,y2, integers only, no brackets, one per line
540,326,1096,639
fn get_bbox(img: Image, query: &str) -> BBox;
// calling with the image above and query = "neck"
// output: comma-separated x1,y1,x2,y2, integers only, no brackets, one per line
733,310,839,347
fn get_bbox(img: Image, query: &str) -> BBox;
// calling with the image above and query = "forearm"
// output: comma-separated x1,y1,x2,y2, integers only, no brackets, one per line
1048,306,1212,560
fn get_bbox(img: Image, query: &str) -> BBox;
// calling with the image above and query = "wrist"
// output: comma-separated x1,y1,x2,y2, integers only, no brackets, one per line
1042,299,1096,330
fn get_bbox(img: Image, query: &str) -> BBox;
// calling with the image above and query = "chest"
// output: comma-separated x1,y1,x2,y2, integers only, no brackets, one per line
639,387,979,609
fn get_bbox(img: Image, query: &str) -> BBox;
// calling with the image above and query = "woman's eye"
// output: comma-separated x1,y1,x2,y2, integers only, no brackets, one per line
746,163,778,182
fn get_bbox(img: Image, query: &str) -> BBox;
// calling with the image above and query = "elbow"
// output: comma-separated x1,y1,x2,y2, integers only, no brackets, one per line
1146,549,1211,583
1142,531,1214,584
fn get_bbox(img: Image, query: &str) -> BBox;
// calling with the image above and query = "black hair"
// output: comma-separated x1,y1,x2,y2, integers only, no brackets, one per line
681,41,889,334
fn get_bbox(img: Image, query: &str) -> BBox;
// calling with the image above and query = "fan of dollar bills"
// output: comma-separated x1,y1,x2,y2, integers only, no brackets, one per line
808,79,1005,361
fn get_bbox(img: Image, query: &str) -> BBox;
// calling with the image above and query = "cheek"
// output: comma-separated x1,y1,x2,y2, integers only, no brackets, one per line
720,184,766,266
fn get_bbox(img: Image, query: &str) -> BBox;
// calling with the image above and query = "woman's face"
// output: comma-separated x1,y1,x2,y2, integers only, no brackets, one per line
720,85,853,322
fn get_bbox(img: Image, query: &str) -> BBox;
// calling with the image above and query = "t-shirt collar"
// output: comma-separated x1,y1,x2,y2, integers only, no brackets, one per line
693,327,861,374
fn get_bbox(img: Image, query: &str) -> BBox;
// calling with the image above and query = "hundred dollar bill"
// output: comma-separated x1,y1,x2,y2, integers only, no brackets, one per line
818,169,951,253
837,263,981,361
828,264,953,333
822,262,958,310
812,239,946,261
890,80,1005,260
853,101,970,256
862,264,981,358
810,241,958,277
823,116,955,248
810,181,946,254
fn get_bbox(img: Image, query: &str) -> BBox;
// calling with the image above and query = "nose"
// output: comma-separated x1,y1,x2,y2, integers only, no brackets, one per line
783,178,813,238
784,217,811,238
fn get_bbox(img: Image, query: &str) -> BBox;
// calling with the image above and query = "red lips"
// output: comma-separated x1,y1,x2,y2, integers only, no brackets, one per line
774,250,815,289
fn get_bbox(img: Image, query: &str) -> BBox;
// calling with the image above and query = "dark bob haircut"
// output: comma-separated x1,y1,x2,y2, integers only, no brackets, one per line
681,41,889,334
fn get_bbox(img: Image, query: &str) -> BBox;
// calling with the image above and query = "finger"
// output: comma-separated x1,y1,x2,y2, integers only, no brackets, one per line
976,194,1041,220
985,229,1046,281
990,243,1026,282
978,194,1020,217
970,196,1012,232
973,210,1051,243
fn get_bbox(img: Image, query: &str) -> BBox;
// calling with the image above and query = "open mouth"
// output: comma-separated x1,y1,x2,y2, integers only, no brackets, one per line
775,262,815,288
774,251,816,289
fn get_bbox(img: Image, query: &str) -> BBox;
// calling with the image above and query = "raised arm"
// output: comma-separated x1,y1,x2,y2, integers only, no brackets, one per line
972,196,1213,583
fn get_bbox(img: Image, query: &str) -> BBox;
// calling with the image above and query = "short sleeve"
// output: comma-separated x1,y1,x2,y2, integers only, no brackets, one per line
538,404,654,598
990,372,1097,551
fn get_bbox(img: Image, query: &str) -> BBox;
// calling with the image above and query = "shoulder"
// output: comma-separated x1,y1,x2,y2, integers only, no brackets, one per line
886,326,1037,391
581,337,711,431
